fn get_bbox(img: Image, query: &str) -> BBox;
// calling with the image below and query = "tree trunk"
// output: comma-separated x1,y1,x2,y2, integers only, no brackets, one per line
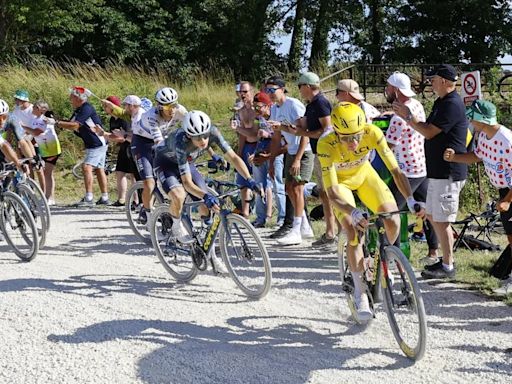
287,0,305,72
309,0,330,70
368,0,383,64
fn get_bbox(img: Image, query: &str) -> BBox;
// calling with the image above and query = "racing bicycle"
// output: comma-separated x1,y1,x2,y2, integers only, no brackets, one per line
149,186,272,299
338,210,427,361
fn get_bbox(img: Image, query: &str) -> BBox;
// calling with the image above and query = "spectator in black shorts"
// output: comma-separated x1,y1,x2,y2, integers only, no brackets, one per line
105,95,139,206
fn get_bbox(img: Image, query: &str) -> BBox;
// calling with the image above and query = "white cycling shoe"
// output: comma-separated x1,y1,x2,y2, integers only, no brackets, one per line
171,221,194,244
355,293,373,322
210,252,229,275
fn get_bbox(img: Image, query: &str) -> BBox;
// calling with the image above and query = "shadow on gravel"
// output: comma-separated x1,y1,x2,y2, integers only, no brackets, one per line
447,344,512,375
0,274,250,303
48,315,415,383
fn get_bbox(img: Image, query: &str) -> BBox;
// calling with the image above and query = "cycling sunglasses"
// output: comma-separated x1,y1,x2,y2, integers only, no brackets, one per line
253,103,267,111
337,132,363,143
191,133,210,140
158,103,177,112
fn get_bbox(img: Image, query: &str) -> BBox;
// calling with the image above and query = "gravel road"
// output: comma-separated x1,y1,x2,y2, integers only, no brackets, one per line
0,206,510,384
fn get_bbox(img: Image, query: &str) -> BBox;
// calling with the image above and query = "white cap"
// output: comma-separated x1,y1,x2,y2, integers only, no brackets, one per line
122,95,142,106
387,72,416,97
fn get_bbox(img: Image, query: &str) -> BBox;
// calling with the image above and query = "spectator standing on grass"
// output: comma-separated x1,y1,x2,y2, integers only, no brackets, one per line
23,101,62,205
444,100,512,295
294,71,337,248
335,79,380,123
100,95,138,207
266,76,314,246
393,64,468,279
231,81,258,219
384,72,440,263
56,86,110,206
250,91,275,227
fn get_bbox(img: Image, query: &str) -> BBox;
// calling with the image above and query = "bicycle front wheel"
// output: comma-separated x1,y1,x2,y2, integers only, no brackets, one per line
125,181,164,244
219,214,271,299
0,191,39,261
150,204,198,282
381,245,427,361
16,184,48,248
337,232,360,323
72,161,84,179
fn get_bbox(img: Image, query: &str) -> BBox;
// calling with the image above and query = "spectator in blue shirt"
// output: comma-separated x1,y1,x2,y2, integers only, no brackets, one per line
56,86,110,206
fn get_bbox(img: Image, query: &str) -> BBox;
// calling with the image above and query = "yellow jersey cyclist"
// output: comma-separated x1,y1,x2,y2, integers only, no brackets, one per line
317,102,420,320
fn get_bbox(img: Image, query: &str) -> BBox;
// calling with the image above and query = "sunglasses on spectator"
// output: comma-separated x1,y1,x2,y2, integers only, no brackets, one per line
264,87,280,94
239,90,250,94
253,103,267,111
337,132,363,143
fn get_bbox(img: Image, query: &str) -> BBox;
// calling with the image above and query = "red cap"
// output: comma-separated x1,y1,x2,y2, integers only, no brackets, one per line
107,96,121,107
253,92,272,106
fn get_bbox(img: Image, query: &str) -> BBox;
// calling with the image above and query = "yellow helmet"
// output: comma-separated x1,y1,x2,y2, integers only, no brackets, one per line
331,102,366,135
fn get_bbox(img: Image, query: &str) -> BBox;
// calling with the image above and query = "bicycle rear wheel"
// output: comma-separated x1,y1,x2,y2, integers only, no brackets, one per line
125,181,164,244
150,204,198,282
337,232,359,322
0,191,39,261
499,74,512,100
381,245,427,361
16,184,47,248
219,213,271,299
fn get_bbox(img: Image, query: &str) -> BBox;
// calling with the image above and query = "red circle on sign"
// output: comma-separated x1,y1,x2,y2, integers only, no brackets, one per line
464,73,477,95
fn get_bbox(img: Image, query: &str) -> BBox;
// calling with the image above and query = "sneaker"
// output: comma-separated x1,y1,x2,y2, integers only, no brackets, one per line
269,225,292,239
354,293,373,322
493,276,512,296
421,261,456,279
47,198,56,206
276,219,285,228
138,209,148,225
111,200,125,207
74,198,94,207
171,221,194,244
211,253,229,275
420,255,441,266
411,232,427,242
301,221,315,239
277,230,302,245
312,233,337,247
251,220,266,228
96,198,110,205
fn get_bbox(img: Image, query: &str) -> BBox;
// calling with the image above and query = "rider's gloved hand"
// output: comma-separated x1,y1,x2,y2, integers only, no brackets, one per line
247,178,262,195
203,193,220,209
33,154,43,170
350,208,366,230
406,196,424,214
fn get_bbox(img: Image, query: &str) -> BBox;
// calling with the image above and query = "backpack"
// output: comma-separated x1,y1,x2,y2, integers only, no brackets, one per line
490,246,512,280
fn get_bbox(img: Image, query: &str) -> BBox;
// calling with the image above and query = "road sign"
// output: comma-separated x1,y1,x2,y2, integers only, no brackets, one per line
461,71,482,105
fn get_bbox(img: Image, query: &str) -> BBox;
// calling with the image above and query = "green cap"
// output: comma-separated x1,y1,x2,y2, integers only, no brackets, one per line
297,72,320,86
14,89,30,102
466,99,497,125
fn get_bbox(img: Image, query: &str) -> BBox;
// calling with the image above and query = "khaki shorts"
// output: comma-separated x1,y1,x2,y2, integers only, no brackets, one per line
313,155,324,190
426,178,465,222
284,151,314,183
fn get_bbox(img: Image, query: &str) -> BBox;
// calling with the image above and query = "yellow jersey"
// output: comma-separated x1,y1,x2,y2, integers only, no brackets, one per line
317,123,399,190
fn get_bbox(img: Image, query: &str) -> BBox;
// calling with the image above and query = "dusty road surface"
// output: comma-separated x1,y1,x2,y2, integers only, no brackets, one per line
0,206,510,383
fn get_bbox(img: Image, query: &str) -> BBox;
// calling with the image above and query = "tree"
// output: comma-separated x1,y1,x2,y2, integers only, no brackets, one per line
287,0,305,72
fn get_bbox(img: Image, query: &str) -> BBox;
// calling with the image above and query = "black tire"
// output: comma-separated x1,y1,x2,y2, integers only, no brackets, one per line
150,204,198,282
499,73,512,100
337,232,369,324
125,181,164,244
16,184,48,248
381,245,427,361
219,213,272,299
24,178,51,231
0,191,40,261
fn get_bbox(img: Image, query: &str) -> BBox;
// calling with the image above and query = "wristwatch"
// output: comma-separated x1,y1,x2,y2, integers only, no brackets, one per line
405,112,413,123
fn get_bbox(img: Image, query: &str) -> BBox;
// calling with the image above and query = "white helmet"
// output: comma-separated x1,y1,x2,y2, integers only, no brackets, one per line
155,87,178,105
0,99,9,115
183,110,211,136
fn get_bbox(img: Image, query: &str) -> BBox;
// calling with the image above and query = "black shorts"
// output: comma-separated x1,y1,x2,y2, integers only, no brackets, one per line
499,188,512,235
42,154,61,166
116,141,137,174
